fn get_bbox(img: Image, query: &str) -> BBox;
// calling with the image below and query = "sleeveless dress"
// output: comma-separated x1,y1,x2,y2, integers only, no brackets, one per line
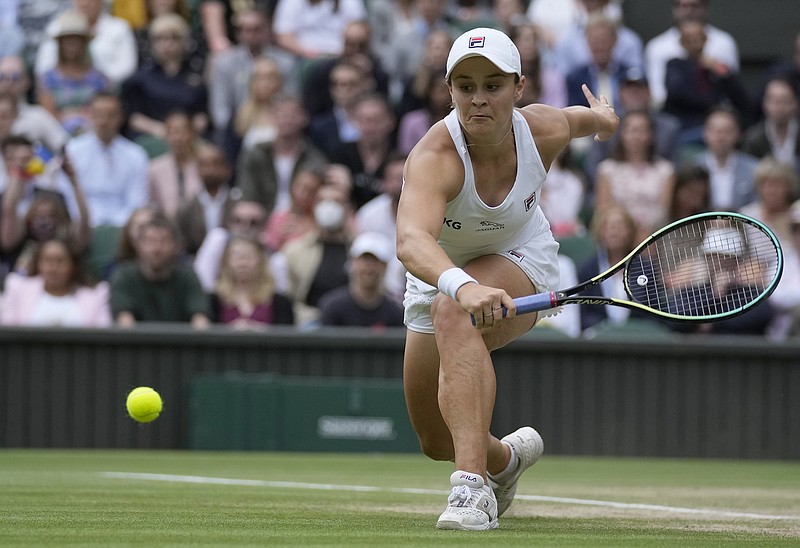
404,109,560,333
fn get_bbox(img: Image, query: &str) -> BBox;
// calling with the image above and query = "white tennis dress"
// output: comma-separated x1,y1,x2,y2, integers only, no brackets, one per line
404,109,561,333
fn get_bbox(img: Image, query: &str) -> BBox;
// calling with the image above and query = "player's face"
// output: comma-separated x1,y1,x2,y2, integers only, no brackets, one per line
449,57,521,139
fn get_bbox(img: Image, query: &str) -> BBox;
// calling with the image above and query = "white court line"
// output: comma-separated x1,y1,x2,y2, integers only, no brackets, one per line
102,472,798,521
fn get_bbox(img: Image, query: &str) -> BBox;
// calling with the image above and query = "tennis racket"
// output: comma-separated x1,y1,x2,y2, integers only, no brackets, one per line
504,212,783,322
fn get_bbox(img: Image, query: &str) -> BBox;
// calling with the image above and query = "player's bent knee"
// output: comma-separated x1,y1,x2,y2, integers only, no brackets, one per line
430,292,465,331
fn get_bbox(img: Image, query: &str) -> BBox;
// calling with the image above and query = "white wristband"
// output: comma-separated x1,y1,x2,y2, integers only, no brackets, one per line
437,267,477,301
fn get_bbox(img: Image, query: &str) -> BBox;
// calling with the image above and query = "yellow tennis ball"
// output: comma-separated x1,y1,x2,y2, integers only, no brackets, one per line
126,387,163,423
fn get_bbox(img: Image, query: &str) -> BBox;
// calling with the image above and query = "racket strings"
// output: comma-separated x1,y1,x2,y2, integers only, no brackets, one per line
626,218,780,318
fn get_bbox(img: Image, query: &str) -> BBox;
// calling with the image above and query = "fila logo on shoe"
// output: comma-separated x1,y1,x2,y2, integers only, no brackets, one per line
460,473,479,483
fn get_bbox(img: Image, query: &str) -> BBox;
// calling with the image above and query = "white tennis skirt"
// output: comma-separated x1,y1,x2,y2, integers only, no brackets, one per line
403,233,561,334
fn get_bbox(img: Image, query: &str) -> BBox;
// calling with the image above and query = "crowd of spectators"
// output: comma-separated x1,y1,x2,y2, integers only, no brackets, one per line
0,0,798,339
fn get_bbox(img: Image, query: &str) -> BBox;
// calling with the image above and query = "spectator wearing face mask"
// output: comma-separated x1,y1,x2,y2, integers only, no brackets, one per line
277,177,356,327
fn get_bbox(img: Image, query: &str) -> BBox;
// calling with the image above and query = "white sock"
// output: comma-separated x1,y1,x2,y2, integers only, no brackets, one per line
490,441,518,481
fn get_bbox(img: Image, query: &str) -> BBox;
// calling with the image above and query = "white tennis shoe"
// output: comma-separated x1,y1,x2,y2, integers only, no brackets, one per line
488,426,544,516
436,470,499,530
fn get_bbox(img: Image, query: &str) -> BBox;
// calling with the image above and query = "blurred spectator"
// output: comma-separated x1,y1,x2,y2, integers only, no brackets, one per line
666,164,711,222
526,0,622,52
491,0,529,35
511,22,567,108
209,234,294,328
354,152,406,303
553,0,643,77
331,93,397,209
307,60,369,158
133,0,207,73
397,70,451,155
263,168,323,253
366,0,416,89
395,28,452,118
60,92,149,228
767,202,800,338
318,231,403,328
36,10,109,136
385,0,456,101
577,204,653,333
1,140,90,274
663,225,775,336
303,19,390,118
16,1,71,69
197,0,280,55
644,0,739,108
272,0,366,61
595,110,676,241
193,199,271,292
147,111,203,220
110,215,210,327
280,182,354,327
120,14,209,154
35,0,138,88
0,236,111,327
743,76,800,174
208,7,299,148
449,0,496,33
236,96,328,216
565,14,631,109
584,67,681,185
233,58,284,151
539,147,587,238
758,31,800,119
175,142,238,256
0,55,69,155
113,204,163,267
693,106,758,210
740,157,798,242
662,18,751,147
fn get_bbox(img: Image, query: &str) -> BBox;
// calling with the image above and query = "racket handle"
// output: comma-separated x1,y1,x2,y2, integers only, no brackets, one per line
514,292,558,315
469,292,557,325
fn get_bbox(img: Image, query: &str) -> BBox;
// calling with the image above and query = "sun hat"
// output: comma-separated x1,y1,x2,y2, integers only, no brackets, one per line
52,10,92,39
445,27,521,81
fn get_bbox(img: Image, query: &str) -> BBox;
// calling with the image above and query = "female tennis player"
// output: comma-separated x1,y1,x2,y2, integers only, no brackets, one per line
396,27,619,530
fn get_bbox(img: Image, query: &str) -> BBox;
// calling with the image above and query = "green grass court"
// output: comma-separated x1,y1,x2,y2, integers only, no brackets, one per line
1,449,798,546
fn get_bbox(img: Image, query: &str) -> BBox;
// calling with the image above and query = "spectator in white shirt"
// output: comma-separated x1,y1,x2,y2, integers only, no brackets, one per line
59,92,149,227
35,0,138,88
643,0,739,108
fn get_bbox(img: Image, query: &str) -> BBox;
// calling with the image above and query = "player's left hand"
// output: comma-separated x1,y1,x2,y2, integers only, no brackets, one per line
582,84,619,142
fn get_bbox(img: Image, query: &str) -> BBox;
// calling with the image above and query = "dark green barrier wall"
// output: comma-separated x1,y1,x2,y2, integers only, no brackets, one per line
0,325,797,459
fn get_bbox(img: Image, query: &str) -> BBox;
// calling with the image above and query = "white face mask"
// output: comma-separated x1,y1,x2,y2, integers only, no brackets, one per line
314,199,346,230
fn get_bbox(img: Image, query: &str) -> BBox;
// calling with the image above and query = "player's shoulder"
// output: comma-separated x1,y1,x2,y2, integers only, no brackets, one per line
405,120,461,176
518,104,571,149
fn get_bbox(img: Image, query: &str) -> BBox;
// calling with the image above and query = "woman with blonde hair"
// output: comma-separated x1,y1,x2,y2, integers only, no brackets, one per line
740,157,799,242
234,58,285,150
211,235,294,328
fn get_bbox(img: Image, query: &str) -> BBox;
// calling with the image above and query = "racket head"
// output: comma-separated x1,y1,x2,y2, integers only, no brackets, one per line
621,212,783,322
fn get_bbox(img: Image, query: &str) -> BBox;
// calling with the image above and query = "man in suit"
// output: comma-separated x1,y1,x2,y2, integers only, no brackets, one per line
694,106,758,211
566,15,630,109
176,143,239,255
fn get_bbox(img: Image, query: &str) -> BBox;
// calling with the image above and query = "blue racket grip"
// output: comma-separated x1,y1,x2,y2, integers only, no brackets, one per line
469,292,557,325
514,292,558,315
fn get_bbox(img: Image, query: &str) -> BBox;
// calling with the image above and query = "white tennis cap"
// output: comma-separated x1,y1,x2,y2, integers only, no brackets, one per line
349,232,393,263
702,227,744,256
445,27,522,81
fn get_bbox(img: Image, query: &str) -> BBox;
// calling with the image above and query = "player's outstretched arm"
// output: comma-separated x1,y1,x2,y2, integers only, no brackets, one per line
562,84,620,142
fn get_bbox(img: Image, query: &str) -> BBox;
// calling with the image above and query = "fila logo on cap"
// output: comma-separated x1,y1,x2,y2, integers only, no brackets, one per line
468,36,485,48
